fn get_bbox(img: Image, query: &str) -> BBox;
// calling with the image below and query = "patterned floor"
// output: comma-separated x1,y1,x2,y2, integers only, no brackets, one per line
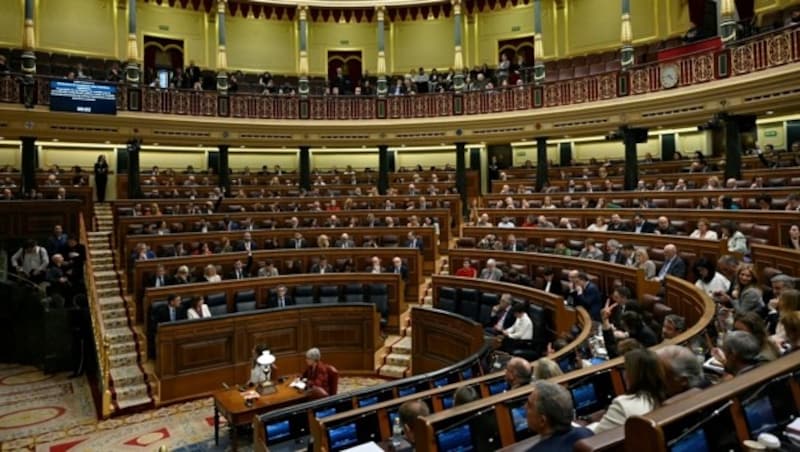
0,364,384,452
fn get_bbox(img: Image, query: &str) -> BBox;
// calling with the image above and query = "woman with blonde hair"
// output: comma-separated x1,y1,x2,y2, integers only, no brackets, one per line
317,234,331,248
634,247,656,280
532,357,563,380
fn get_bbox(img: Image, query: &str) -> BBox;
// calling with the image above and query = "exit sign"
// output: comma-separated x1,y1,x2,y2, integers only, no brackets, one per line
158,25,170,31
340,40,350,45
764,130,778,137
511,25,521,32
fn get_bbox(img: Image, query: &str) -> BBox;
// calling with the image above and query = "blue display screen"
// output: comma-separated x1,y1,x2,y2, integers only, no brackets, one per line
461,368,473,379
328,423,359,450
388,410,399,429
436,423,474,452
744,396,778,436
442,395,454,409
571,383,598,411
670,429,710,452
488,380,508,395
434,377,449,388
50,80,117,115
358,396,379,408
315,407,337,419
265,419,291,443
511,405,528,432
398,386,417,397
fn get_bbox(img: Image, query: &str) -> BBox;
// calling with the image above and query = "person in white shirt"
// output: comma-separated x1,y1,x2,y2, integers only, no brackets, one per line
498,217,516,228
187,296,212,319
11,240,49,282
589,349,666,433
693,258,731,297
689,218,718,241
204,264,222,283
503,303,533,341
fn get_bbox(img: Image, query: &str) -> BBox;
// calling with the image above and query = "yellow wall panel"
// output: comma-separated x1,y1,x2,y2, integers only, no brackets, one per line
511,143,559,166
565,0,619,55
308,21,378,76
140,150,205,170
476,4,558,64
572,136,659,161
0,0,23,48
395,149,457,169
138,2,209,68
38,0,116,57
757,122,786,149
226,17,295,73
630,0,659,44
39,147,113,169
677,131,711,155
392,19,454,72
311,151,378,170
0,144,21,168
666,0,691,37
229,151,298,171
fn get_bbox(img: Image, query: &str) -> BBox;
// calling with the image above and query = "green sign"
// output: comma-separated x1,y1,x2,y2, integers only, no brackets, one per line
511,25,521,32
340,40,350,45
764,130,778,137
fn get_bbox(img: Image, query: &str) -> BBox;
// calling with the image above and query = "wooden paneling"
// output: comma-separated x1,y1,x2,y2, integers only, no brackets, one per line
0,200,81,239
141,267,407,334
410,307,485,376
156,304,380,404
751,243,800,277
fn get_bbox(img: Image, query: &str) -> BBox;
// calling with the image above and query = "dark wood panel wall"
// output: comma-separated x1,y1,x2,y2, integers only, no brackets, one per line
410,307,486,376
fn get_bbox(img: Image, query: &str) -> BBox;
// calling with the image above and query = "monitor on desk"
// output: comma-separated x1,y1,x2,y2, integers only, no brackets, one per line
461,367,474,380
669,428,711,452
327,422,359,451
744,396,778,437
487,379,508,395
263,410,310,446
435,423,474,452
316,406,338,419
433,376,450,388
441,393,455,410
265,419,291,443
571,383,599,412
568,371,614,417
506,397,535,442
327,412,381,452
358,395,379,408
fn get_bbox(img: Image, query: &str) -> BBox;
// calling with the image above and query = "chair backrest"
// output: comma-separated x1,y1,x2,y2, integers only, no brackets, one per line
459,288,479,303
326,364,339,396
294,285,314,305
369,284,389,318
318,285,340,304
235,289,256,304
344,283,364,303
236,301,257,312
206,292,226,307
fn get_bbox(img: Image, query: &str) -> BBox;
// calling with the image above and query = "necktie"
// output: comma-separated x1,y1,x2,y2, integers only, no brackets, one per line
296,241,300,249
659,258,672,278
278,297,285,308
169,307,176,321
158,277,163,287
237,271,241,279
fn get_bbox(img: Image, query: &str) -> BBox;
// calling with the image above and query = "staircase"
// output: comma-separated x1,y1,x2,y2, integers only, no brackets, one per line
89,204,154,412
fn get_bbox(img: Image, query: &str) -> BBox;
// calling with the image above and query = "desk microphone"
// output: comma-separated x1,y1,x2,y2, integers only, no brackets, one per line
222,382,231,390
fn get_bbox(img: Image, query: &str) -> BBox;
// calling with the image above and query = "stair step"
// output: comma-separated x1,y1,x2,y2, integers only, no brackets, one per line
114,383,150,403
391,337,412,354
104,317,129,329
110,365,146,387
106,327,135,344
90,249,113,256
99,296,125,306
378,364,408,379
109,341,138,356
115,394,152,410
94,270,120,281
385,353,411,367
109,351,140,368
103,307,128,319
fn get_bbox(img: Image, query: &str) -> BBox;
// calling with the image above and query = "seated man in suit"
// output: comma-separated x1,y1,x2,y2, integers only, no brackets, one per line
311,257,334,274
526,380,593,451
541,266,563,296
506,234,524,252
607,213,630,232
235,231,258,252
605,239,625,264
335,233,355,249
655,216,678,235
301,347,335,398
406,231,423,250
500,303,534,353
390,256,409,281
288,232,307,249
366,256,385,273
479,259,504,281
267,285,294,309
631,213,656,234
149,264,173,288
569,270,603,322
155,294,186,324
227,253,254,280
656,244,687,281
486,293,516,334
173,265,193,284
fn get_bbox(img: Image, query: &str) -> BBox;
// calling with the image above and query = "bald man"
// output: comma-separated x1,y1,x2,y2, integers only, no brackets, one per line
656,244,687,281
505,357,533,389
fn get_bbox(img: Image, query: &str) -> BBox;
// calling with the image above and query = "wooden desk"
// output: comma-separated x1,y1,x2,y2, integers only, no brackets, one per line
213,383,308,451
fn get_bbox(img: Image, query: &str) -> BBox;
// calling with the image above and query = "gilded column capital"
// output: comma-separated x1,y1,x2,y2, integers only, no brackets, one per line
217,0,227,14
297,4,309,21
375,5,386,21
451,0,462,15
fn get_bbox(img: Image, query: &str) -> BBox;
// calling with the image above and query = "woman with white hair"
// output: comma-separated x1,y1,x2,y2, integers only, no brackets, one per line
301,347,336,398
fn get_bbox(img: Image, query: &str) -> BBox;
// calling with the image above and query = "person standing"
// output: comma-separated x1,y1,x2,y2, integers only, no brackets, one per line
94,154,109,202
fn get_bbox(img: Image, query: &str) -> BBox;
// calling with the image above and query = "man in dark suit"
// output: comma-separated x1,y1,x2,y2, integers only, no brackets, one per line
631,213,656,234
406,231,423,250
506,234,525,252
267,285,295,309
149,264,173,288
655,216,678,235
227,253,253,280
390,256,409,282
486,294,517,334
541,267,563,296
154,294,187,324
606,214,630,232
222,216,240,231
656,244,687,281
335,233,355,249
569,271,603,322
288,232,307,249
173,265,193,284
235,231,258,252
311,257,334,274
604,240,626,264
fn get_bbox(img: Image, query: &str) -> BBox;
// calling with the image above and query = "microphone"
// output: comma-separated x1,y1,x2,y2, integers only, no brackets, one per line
222,382,231,390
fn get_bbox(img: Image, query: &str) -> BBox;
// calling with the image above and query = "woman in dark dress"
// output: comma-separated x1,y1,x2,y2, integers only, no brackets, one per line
94,154,109,202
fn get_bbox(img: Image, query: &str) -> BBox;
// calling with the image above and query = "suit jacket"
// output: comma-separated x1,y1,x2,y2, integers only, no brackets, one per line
605,251,625,265
154,304,187,324
266,295,295,309
479,268,504,281
542,278,563,296
335,239,356,248
659,256,687,279
390,264,409,281
310,263,334,274
607,223,631,232
656,225,678,235
633,221,656,234
149,274,174,288
406,238,424,250
487,307,516,330
226,255,253,280
506,242,525,252
235,240,258,252
573,282,603,321
288,238,307,249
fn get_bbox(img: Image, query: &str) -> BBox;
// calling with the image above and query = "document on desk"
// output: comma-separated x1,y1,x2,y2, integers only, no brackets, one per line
342,441,384,452
289,379,307,390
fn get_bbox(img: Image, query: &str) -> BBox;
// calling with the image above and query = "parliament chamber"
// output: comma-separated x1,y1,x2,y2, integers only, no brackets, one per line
1,0,800,450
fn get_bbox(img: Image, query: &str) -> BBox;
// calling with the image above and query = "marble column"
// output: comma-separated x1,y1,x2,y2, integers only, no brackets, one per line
125,0,140,83
376,6,388,96
452,0,465,92
216,0,229,93
297,5,310,96
533,0,545,85
620,0,634,70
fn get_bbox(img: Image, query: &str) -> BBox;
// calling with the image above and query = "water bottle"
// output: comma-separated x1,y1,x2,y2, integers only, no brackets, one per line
392,417,403,437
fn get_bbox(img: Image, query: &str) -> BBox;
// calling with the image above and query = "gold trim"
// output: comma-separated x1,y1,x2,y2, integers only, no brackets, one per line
141,31,188,68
